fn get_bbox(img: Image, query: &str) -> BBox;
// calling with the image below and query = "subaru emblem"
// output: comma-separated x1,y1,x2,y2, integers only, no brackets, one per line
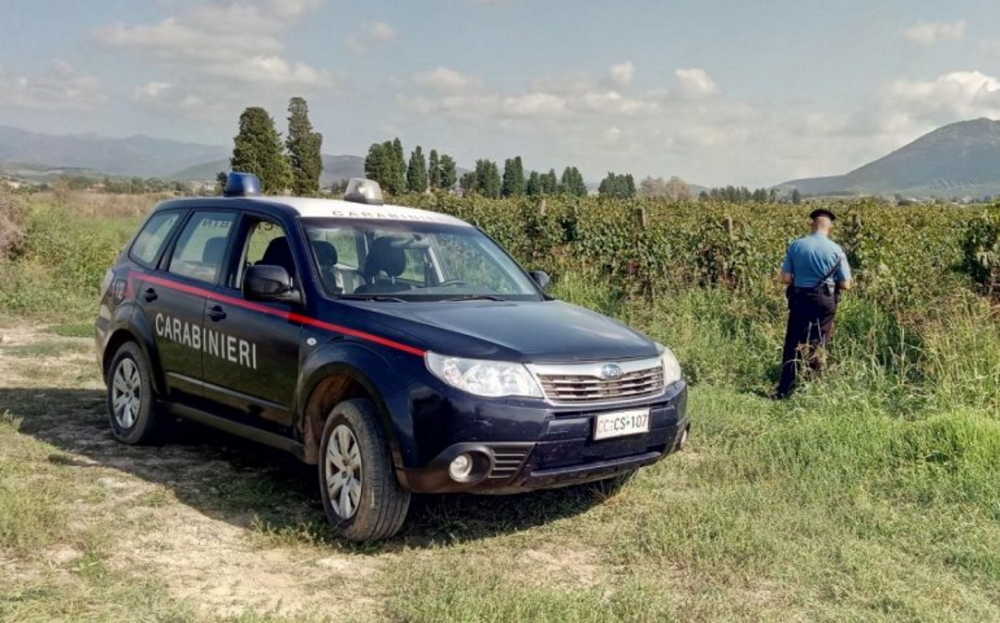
599,363,623,380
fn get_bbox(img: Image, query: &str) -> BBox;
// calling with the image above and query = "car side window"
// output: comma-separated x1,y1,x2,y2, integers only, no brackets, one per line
234,217,296,288
167,211,236,284
130,211,181,267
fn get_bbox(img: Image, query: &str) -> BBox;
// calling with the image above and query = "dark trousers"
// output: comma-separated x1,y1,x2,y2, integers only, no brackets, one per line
777,287,838,397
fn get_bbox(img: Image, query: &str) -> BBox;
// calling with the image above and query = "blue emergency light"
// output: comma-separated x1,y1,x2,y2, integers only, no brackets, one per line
224,172,262,197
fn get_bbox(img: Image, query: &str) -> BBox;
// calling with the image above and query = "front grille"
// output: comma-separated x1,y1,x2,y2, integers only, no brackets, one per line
486,443,533,480
537,365,664,404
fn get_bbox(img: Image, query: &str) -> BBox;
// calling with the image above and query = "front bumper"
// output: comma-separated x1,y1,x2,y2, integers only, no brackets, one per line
397,381,689,494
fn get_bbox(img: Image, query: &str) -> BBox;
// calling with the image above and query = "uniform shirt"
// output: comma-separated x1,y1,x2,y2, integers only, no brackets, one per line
781,232,851,288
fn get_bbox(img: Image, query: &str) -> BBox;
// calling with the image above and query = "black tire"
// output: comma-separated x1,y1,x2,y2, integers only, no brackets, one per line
106,341,164,445
318,398,411,541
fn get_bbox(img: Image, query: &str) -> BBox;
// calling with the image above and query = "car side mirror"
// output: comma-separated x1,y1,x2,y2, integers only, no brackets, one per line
529,270,551,291
244,265,301,304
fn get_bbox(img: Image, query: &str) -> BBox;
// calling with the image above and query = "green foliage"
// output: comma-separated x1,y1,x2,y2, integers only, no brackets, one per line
501,156,525,197
0,200,137,319
231,107,292,194
439,153,458,190
365,139,407,195
466,159,502,198
597,171,635,198
0,190,26,260
391,138,407,193
285,97,323,195
407,145,428,193
560,166,587,196
428,149,440,189
704,184,781,203
962,211,1000,294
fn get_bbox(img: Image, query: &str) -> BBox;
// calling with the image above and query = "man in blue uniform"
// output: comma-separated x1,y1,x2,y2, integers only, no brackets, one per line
776,208,852,398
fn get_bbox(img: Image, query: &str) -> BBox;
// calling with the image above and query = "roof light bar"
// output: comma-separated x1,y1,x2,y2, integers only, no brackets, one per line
344,178,384,206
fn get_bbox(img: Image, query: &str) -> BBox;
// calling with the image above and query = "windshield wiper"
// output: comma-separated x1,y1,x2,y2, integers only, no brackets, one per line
338,294,408,303
445,295,506,302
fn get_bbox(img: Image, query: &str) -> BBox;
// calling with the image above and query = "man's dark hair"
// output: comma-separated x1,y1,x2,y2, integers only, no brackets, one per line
809,208,836,222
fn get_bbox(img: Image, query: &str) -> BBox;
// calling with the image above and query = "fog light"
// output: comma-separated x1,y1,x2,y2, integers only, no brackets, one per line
448,453,474,481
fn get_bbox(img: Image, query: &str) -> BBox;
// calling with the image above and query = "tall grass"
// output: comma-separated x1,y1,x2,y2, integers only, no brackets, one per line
0,193,147,320
2,194,1000,620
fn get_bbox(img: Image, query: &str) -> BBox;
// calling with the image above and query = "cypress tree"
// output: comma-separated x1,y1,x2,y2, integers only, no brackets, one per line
567,167,587,196
231,106,291,194
428,149,440,189
439,154,457,190
502,156,525,197
364,143,387,187
501,159,515,197
286,97,323,196
390,138,407,194
459,171,476,194
407,146,428,193
543,169,558,194
525,171,542,196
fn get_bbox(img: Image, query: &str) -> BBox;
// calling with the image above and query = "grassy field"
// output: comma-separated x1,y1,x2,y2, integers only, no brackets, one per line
1,191,999,621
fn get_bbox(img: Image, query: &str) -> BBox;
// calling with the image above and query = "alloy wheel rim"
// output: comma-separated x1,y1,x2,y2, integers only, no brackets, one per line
111,358,141,430
325,424,363,519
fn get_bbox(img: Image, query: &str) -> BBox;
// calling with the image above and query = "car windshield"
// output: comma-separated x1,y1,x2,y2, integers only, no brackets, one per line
302,218,543,301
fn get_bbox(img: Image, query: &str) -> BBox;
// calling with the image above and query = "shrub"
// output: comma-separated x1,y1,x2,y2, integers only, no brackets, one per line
962,211,1000,295
0,191,26,261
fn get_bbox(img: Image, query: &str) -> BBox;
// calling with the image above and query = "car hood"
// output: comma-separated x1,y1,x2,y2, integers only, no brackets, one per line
339,299,658,363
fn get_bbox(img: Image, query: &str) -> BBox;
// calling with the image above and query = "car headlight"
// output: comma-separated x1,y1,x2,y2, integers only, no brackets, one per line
656,343,682,386
425,351,543,398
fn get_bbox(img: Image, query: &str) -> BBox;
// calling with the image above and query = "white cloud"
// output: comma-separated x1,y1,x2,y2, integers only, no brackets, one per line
133,81,173,101
218,56,327,86
0,60,105,111
675,68,718,98
96,1,329,87
903,20,966,45
886,70,1000,124
502,93,567,117
609,61,634,87
579,90,656,115
368,21,397,41
346,21,398,53
413,67,478,92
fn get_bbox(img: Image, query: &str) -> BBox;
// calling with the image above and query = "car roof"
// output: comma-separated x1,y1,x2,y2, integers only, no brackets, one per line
153,195,472,227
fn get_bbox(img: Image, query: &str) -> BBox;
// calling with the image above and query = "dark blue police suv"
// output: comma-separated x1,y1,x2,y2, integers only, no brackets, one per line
96,173,689,540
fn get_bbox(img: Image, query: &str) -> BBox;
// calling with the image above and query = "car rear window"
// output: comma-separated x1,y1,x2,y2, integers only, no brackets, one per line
130,211,181,267
167,211,237,284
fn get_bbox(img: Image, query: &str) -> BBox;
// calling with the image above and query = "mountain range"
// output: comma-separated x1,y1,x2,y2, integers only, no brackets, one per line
778,118,1000,198
0,125,366,185
170,155,366,187
5,119,1000,197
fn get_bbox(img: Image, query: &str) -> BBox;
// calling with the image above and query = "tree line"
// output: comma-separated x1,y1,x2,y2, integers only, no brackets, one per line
221,97,324,195
698,185,801,204
363,140,458,195
363,140,592,199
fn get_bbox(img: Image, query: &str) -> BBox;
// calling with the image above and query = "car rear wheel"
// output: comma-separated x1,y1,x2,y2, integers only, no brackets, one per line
107,341,164,444
318,398,410,541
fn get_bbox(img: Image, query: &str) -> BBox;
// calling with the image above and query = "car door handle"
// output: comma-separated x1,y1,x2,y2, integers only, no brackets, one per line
143,287,157,302
208,305,227,322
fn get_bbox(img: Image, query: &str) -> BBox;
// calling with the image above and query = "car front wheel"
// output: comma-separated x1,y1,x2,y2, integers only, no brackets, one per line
318,398,411,541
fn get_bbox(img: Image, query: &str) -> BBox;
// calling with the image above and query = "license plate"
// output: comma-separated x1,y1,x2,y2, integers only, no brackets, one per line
593,408,650,441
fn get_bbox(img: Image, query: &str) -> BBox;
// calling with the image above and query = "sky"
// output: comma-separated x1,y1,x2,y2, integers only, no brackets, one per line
3,0,1000,186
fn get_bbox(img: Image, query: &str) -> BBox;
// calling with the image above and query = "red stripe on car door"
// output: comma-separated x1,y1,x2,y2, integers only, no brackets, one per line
132,271,426,357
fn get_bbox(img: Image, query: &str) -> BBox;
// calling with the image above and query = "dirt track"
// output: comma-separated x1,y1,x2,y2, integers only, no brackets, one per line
0,326,391,618
0,325,609,621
